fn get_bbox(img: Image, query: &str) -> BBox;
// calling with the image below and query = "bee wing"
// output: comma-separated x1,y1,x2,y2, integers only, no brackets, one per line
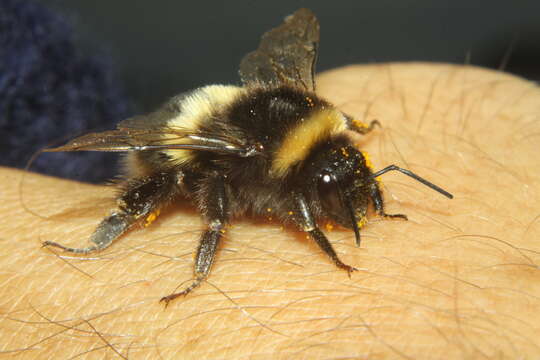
45,128,261,157
44,129,165,152
116,92,191,130
239,8,319,91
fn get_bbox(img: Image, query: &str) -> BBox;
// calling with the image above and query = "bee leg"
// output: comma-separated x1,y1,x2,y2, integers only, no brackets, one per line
369,183,408,221
43,212,136,254
294,193,357,276
43,171,179,254
345,115,381,135
160,174,228,306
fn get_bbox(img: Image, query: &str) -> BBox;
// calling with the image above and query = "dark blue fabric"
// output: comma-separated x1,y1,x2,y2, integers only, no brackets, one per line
0,0,132,182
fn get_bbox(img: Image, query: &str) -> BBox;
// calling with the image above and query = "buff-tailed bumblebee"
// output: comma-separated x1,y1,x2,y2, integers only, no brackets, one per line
43,8,453,305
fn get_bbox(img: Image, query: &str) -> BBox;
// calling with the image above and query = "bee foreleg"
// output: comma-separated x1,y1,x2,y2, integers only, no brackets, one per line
43,171,179,254
369,183,408,221
293,193,357,276
160,174,228,306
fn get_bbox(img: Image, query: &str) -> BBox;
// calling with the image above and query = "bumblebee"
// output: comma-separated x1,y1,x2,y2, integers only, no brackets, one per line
43,8,452,305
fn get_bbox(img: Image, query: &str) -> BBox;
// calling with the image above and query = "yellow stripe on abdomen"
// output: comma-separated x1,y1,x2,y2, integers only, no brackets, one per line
163,85,245,165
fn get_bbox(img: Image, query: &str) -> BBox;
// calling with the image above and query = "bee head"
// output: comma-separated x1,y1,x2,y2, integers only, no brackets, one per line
306,139,453,245
306,142,375,241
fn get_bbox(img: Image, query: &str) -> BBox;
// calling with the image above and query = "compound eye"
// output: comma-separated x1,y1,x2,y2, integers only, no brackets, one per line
317,171,346,220
321,172,332,184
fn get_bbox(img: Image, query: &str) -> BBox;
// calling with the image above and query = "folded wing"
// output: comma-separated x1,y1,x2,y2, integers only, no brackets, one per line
239,8,320,91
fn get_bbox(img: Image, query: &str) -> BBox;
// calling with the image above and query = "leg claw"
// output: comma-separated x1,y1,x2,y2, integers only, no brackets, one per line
382,213,408,221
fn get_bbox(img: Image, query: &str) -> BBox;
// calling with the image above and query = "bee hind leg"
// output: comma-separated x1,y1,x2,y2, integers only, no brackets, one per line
43,212,136,254
43,170,180,254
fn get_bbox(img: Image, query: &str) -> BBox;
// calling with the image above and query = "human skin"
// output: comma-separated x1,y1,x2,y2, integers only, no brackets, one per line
1,63,539,359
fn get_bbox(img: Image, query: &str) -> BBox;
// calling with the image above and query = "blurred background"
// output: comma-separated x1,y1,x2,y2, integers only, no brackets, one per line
2,0,539,182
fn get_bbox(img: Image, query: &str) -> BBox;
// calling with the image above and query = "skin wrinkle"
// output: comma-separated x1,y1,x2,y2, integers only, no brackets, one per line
1,63,539,358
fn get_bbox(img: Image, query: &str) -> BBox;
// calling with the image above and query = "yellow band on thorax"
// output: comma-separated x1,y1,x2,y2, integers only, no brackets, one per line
271,108,347,177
